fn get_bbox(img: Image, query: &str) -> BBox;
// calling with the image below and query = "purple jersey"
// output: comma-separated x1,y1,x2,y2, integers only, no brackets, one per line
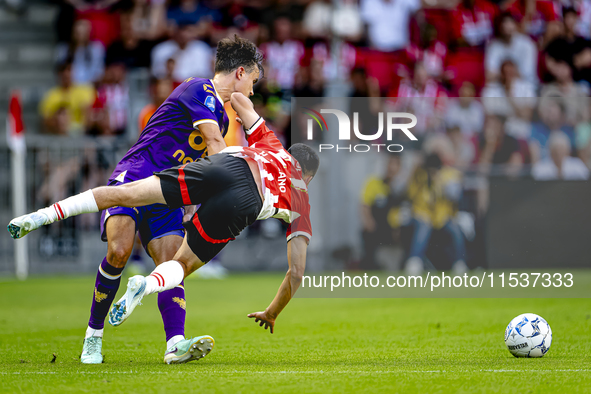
110,77,228,183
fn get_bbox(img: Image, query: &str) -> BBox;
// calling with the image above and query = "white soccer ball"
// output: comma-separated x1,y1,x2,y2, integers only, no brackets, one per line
504,313,552,358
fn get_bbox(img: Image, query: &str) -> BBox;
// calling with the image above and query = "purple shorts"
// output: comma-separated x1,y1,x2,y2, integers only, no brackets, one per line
100,180,185,252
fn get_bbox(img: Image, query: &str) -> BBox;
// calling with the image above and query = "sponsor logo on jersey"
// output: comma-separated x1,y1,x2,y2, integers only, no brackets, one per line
114,170,127,183
205,96,216,112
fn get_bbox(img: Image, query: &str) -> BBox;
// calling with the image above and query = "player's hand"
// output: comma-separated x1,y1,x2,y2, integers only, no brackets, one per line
183,205,197,222
247,310,275,334
235,116,243,126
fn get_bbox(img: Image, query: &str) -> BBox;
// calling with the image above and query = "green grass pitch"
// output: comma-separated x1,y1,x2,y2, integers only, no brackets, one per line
0,274,590,393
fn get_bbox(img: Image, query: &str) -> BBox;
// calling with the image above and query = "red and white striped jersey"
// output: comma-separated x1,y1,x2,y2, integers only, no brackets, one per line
220,117,312,243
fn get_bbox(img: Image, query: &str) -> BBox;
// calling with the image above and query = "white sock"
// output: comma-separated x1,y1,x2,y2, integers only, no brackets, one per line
144,260,185,295
85,327,103,339
167,335,185,350
39,190,99,224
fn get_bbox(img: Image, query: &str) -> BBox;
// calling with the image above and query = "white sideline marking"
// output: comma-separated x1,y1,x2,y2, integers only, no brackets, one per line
1,369,589,375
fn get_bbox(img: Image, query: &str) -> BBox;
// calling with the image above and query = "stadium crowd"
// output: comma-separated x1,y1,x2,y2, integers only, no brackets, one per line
29,0,591,267
36,0,591,175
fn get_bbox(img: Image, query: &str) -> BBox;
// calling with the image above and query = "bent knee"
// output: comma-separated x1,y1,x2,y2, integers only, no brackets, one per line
107,244,133,268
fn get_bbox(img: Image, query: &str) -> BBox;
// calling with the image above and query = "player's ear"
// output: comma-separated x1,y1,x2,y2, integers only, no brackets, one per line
236,67,245,80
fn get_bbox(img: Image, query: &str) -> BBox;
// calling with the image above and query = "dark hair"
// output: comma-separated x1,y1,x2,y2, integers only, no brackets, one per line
288,143,320,176
425,153,442,170
563,7,577,18
56,59,73,74
215,35,264,78
494,11,516,37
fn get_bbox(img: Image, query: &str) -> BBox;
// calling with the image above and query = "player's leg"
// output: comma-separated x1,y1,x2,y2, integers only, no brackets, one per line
133,203,192,358
148,235,216,364
148,234,198,363
7,176,165,239
82,214,136,364
108,233,204,327
147,235,186,348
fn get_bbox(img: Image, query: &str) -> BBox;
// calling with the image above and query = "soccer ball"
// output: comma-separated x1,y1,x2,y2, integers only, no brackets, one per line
504,313,552,358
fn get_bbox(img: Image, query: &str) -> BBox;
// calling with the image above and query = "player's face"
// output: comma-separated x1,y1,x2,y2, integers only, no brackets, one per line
235,68,260,97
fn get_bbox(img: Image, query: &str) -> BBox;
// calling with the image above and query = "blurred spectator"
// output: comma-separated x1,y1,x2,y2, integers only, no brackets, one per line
482,60,536,139
350,67,381,98
349,68,381,142
260,16,304,91
407,24,448,80
545,8,591,84
447,126,476,169
151,22,213,80
478,114,524,175
445,82,485,138
575,0,591,39
72,0,122,46
360,155,408,269
452,0,498,48
125,0,167,41
39,61,95,136
485,12,538,86
210,3,260,44
89,62,129,135
405,146,466,275
532,131,590,179
505,0,559,40
164,58,183,88
293,59,326,98
575,99,591,165
138,78,173,132
360,0,420,52
55,19,105,84
331,0,363,42
389,62,448,136
302,0,332,40
106,12,153,68
167,0,220,26
530,98,577,162
541,59,588,125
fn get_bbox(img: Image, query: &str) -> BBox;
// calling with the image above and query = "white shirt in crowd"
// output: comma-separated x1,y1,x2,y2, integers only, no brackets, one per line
360,0,420,52
445,99,485,137
260,40,305,90
55,42,105,84
532,157,590,180
151,40,213,80
485,33,538,86
481,79,537,139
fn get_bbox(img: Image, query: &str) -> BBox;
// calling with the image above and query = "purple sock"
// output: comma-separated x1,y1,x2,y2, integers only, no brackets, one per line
88,258,124,330
158,280,186,341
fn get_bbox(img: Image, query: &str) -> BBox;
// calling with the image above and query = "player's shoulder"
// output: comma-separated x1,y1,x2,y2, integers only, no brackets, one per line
175,77,223,110
177,77,217,98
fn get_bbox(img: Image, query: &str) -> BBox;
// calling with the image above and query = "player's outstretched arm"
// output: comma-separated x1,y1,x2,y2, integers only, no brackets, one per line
247,236,308,333
230,92,260,131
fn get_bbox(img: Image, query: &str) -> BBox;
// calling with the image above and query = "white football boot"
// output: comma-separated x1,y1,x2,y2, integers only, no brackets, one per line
163,336,215,364
108,276,146,326
7,212,49,239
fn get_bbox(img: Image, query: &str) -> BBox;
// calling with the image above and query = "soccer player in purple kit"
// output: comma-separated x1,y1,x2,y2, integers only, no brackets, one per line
14,35,262,365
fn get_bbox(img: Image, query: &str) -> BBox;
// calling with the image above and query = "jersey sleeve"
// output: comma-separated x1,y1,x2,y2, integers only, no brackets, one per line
178,81,220,130
246,117,285,150
286,191,312,243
